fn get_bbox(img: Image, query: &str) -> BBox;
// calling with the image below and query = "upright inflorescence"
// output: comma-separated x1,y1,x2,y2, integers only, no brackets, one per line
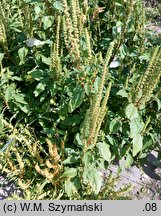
62,0,81,61
85,28,92,61
0,21,7,45
82,41,115,149
133,46,161,107
18,1,33,37
71,0,79,44
93,82,112,145
0,1,8,52
50,16,62,79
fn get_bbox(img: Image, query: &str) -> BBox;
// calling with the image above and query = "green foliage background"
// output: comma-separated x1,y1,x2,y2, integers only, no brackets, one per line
0,0,160,199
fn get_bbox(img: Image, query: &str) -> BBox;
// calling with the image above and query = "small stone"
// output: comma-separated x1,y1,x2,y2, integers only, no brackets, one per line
0,189,9,199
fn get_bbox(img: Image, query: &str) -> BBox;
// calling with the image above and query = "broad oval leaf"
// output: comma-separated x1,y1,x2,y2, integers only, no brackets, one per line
125,152,133,168
132,134,143,157
109,118,122,133
0,114,3,133
96,142,111,162
28,69,45,81
129,117,144,138
83,167,102,194
42,56,51,65
64,179,78,197
68,86,85,113
18,47,28,65
42,16,54,30
74,133,83,148
13,94,28,105
62,168,77,178
34,82,46,97
53,1,63,11
125,103,139,120
0,53,4,62
92,169,103,194
155,98,161,111
116,89,128,98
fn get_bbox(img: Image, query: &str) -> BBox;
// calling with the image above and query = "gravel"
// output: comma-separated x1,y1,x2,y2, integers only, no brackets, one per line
0,174,23,200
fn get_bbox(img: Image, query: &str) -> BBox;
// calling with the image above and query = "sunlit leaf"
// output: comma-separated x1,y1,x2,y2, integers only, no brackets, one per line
18,47,28,65
116,89,128,98
42,16,53,30
109,118,122,133
34,82,46,97
62,168,77,178
64,179,78,197
132,134,143,157
83,167,102,194
129,117,144,138
0,114,3,133
125,103,139,120
96,142,111,162
53,1,63,11
68,86,85,113
13,94,28,104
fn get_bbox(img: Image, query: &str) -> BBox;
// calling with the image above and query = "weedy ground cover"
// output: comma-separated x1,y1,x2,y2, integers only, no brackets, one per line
0,0,160,199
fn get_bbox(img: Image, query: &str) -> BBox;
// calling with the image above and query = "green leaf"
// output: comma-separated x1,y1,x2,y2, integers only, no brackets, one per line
12,76,22,81
92,169,103,194
83,167,102,194
5,84,16,101
34,5,41,15
125,103,139,120
13,94,28,104
28,69,45,81
106,135,115,145
62,115,82,126
116,89,128,98
142,136,153,150
109,118,122,133
155,98,161,111
42,16,53,30
127,19,134,33
0,114,3,133
68,86,85,113
0,53,4,62
63,148,80,165
132,134,143,157
119,157,126,170
125,152,133,168
16,103,29,113
96,142,111,162
139,53,150,62
129,117,144,138
119,44,128,59
42,56,51,65
82,151,93,167
53,1,63,11
74,133,83,148
62,155,79,165
62,168,77,178
18,47,28,65
84,83,91,96
5,88,13,102
64,179,78,197
34,82,46,97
